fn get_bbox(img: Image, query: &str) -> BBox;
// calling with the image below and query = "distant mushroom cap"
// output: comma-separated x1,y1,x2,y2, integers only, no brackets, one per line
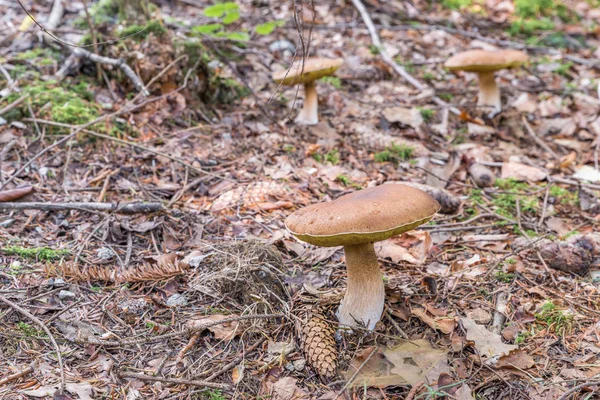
285,185,440,247
444,49,528,73
273,57,344,86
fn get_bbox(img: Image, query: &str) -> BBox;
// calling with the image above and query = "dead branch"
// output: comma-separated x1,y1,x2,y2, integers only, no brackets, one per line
350,0,460,115
0,295,65,394
117,371,229,390
0,95,27,116
0,366,34,386
0,201,163,214
491,291,508,334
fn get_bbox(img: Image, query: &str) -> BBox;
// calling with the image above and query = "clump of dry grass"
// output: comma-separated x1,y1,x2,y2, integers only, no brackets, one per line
188,240,290,313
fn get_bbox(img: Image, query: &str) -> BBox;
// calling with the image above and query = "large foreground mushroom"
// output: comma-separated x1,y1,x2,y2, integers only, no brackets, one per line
285,185,440,330
273,57,343,125
444,49,528,112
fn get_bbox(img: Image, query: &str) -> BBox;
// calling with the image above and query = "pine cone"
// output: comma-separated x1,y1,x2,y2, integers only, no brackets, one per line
298,316,338,379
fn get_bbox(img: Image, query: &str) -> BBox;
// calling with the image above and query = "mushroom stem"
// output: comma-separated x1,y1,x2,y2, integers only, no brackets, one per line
337,242,385,331
295,80,319,125
476,71,501,112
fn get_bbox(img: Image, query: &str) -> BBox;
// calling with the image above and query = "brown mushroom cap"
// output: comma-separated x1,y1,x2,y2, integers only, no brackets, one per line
273,57,344,86
285,185,440,247
444,49,528,73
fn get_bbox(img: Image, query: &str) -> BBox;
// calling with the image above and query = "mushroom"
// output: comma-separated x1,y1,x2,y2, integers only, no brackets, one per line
273,57,344,125
444,49,528,113
285,184,440,330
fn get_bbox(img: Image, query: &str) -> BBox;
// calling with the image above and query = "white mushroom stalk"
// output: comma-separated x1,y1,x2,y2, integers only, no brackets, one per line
476,71,501,112
337,242,385,331
295,80,319,125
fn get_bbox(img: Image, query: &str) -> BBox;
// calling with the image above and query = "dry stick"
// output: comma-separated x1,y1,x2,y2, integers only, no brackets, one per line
491,291,508,334
0,201,163,214
75,313,283,346
522,116,559,160
0,95,27,115
350,0,460,115
175,332,202,369
117,372,229,390
24,119,231,183
0,295,65,393
0,366,34,386
558,381,600,400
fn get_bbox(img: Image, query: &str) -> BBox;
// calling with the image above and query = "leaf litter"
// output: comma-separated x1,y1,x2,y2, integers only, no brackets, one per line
1,0,600,398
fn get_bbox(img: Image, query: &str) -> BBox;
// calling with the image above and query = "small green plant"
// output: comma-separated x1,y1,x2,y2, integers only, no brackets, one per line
3,246,70,261
336,174,351,186
468,189,484,205
549,185,578,205
535,302,573,337
441,0,473,10
418,108,435,122
201,390,226,400
325,149,340,165
422,72,436,81
321,76,342,89
509,18,555,35
193,2,283,42
438,93,454,102
554,61,574,76
120,20,167,41
368,45,380,55
374,143,414,164
17,322,44,337
491,178,539,218
282,144,295,153
494,270,516,283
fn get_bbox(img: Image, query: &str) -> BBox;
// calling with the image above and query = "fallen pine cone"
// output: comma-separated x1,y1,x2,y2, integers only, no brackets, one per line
297,315,338,379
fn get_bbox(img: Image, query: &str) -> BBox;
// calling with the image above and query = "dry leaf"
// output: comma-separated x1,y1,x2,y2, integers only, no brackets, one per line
460,317,517,359
375,231,432,265
271,377,309,400
412,307,456,334
501,162,547,182
0,186,33,202
496,349,535,370
232,363,245,384
343,340,449,388
187,314,240,340
382,107,423,128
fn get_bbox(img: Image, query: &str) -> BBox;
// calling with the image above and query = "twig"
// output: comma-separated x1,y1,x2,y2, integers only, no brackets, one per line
175,332,202,370
522,117,559,160
0,95,27,115
558,381,600,400
491,291,508,334
335,344,378,399
117,371,229,390
0,201,163,214
74,313,283,346
71,48,149,95
0,295,65,393
204,338,265,381
349,0,459,115
0,366,34,386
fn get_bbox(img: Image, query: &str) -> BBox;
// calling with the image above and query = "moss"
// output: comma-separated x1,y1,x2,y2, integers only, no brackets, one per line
17,322,45,338
535,302,573,337
3,246,70,261
374,143,414,164
441,0,473,10
15,48,59,62
321,76,342,89
120,20,167,41
549,185,578,205
494,270,516,283
418,108,435,122
2,79,99,127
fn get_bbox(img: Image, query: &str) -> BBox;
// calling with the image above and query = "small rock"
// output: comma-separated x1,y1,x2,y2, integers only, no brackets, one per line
58,290,76,301
47,277,66,287
467,308,492,325
96,247,115,260
166,293,188,307
292,358,306,371
468,163,496,187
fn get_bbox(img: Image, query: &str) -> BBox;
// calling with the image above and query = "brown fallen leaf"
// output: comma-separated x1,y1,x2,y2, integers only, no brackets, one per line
343,340,449,388
412,307,456,334
271,377,309,400
460,317,517,359
0,186,33,202
187,314,240,340
496,349,535,370
375,231,432,265
501,161,547,182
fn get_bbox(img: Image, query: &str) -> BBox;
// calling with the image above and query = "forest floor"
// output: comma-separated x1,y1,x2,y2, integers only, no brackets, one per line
2,0,600,399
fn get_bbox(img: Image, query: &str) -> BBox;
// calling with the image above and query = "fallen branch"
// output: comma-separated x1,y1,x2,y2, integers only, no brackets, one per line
522,117,559,160
558,381,600,400
0,366,34,386
70,48,149,96
0,295,65,394
350,0,460,115
0,201,163,214
491,291,508,334
118,371,229,390
0,95,27,116
74,313,283,346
